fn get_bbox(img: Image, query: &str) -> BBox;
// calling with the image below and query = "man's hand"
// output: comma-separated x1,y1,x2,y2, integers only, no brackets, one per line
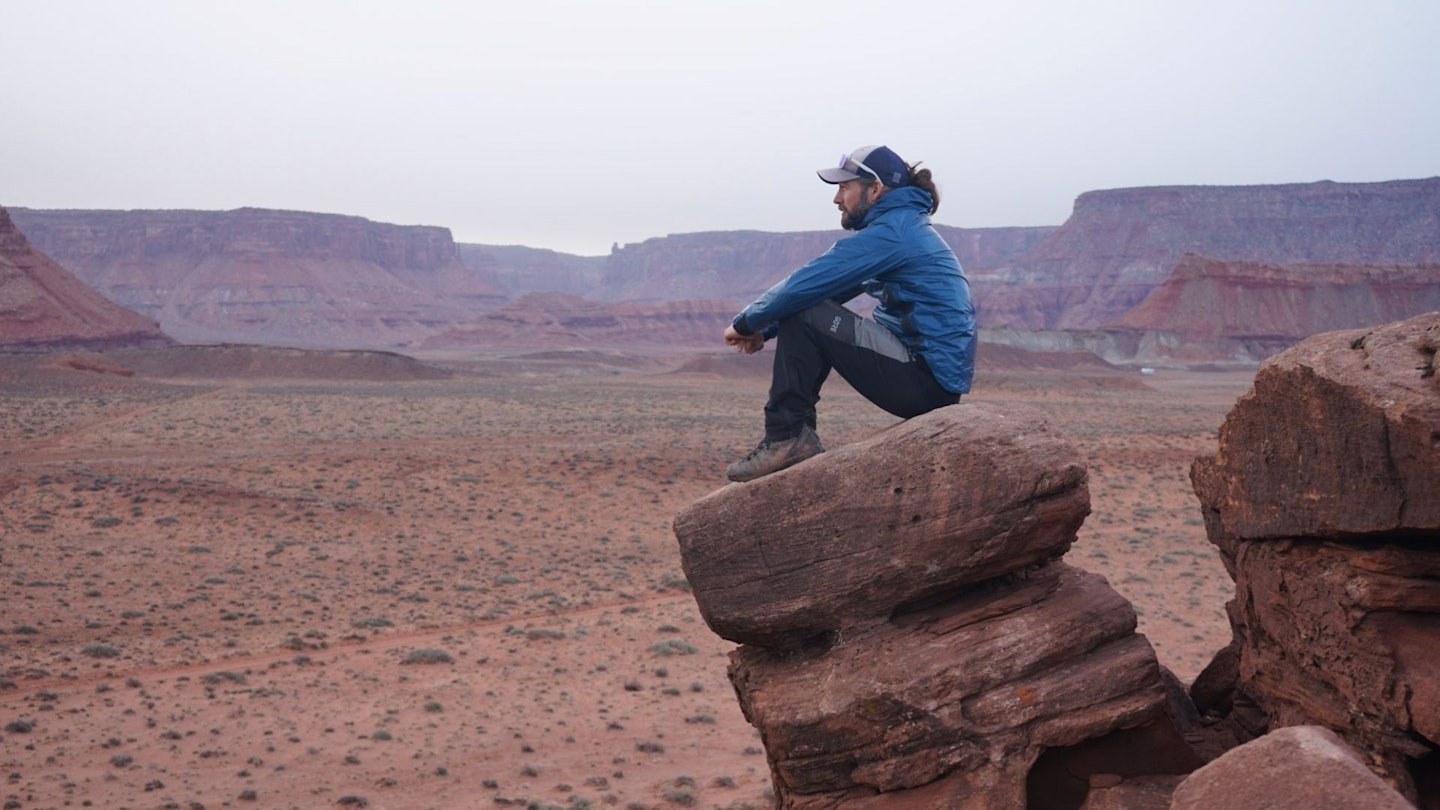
724,325,765,355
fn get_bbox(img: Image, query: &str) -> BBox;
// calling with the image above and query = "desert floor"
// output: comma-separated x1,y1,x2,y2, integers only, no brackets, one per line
0,350,1253,810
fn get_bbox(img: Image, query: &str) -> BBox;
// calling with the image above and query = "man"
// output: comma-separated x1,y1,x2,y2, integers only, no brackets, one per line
722,144,975,482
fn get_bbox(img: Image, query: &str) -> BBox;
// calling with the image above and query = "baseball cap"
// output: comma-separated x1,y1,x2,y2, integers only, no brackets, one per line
817,145,910,187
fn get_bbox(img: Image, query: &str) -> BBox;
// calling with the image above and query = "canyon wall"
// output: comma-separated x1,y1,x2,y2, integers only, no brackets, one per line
975,177,1440,331
592,225,1054,304
10,207,505,348
0,206,171,351
13,177,1437,356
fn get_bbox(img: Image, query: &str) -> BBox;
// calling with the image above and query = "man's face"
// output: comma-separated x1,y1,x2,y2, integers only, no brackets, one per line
834,179,876,230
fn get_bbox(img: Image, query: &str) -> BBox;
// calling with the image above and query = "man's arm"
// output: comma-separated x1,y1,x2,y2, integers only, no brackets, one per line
733,226,902,336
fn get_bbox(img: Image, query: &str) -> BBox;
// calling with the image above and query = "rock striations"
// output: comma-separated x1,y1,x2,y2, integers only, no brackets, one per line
975,177,1440,331
1110,254,1440,362
674,406,1199,808
0,205,170,351
1190,311,1440,805
420,293,738,350
9,207,504,348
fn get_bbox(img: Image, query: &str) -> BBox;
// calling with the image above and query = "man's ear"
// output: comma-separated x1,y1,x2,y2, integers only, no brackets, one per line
868,182,886,202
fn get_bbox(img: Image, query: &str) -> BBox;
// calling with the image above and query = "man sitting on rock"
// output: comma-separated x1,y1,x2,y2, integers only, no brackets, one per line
723,145,976,482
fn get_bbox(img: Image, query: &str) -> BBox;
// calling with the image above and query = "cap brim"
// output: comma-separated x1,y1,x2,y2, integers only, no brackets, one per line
817,167,862,184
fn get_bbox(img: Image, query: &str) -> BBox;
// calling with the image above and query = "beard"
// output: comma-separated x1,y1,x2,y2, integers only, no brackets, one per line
840,194,874,231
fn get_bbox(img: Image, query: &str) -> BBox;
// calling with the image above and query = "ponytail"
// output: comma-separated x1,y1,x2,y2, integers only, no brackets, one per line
905,162,940,214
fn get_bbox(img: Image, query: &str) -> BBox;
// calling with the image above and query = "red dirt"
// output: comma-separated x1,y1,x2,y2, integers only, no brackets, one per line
0,349,1251,809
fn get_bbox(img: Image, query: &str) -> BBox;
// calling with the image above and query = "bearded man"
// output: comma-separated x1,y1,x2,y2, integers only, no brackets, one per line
722,145,975,482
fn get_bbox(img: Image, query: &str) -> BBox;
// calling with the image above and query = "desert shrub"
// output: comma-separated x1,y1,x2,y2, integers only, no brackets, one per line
83,644,121,658
661,776,696,805
351,616,393,629
648,639,697,657
92,516,122,528
635,740,664,754
658,573,691,593
423,700,443,713
202,671,247,685
5,719,35,733
371,728,392,741
401,648,453,665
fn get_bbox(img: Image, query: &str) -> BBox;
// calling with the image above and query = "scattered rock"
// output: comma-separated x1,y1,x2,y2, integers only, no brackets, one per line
1170,726,1414,810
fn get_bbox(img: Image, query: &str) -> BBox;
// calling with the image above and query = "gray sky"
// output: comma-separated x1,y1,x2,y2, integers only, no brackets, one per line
4,1,1437,255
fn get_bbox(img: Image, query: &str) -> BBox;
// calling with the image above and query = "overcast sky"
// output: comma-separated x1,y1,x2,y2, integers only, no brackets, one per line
3,1,1437,255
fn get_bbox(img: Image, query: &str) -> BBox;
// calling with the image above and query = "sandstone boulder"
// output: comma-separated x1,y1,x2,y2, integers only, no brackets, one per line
1192,311,1440,540
728,564,1195,809
1191,313,1440,803
674,403,1089,649
1226,538,1440,793
1170,725,1415,810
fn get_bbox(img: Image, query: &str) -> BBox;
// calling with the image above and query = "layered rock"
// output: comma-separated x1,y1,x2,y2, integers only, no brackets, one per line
420,292,738,350
674,406,1199,808
975,177,1440,331
10,207,504,348
1190,312,1440,803
455,243,607,299
602,225,1053,304
1109,254,1440,362
0,205,171,350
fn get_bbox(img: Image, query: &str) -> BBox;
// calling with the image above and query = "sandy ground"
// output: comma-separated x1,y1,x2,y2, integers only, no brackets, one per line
0,351,1253,809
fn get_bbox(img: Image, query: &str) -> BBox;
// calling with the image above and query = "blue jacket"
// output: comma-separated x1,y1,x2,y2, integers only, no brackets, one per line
732,186,975,394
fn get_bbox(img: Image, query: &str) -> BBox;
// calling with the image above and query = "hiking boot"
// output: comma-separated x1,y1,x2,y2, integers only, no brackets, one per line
725,426,824,482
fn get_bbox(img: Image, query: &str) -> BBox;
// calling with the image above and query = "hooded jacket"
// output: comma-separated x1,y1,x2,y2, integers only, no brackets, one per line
731,185,975,394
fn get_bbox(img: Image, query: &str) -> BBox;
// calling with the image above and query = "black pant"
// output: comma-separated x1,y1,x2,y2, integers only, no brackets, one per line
764,300,961,441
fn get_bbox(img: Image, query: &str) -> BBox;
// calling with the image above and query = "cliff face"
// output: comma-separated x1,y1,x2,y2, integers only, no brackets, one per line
421,293,736,350
16,176,1437,358
1190,312,1440,804
10,207,505,348
1114,255,1440,341
976,178,1440,330
0,206,171,351
596,225,1055,303
455,243,608,299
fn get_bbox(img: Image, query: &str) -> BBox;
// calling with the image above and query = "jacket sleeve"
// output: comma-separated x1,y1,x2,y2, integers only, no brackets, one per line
732,225,902,336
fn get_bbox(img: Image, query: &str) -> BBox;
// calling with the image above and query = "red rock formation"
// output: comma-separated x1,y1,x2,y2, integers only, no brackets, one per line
976,177,1440,331
10,207,505,348
1170,726,1414,810
455,243,607,299
675,405,1090,648
674,406,1200,808
1190,312,1440,804
1109,254,1440,360
600,225,1054,303
421,292,737,350
0,205,170,351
